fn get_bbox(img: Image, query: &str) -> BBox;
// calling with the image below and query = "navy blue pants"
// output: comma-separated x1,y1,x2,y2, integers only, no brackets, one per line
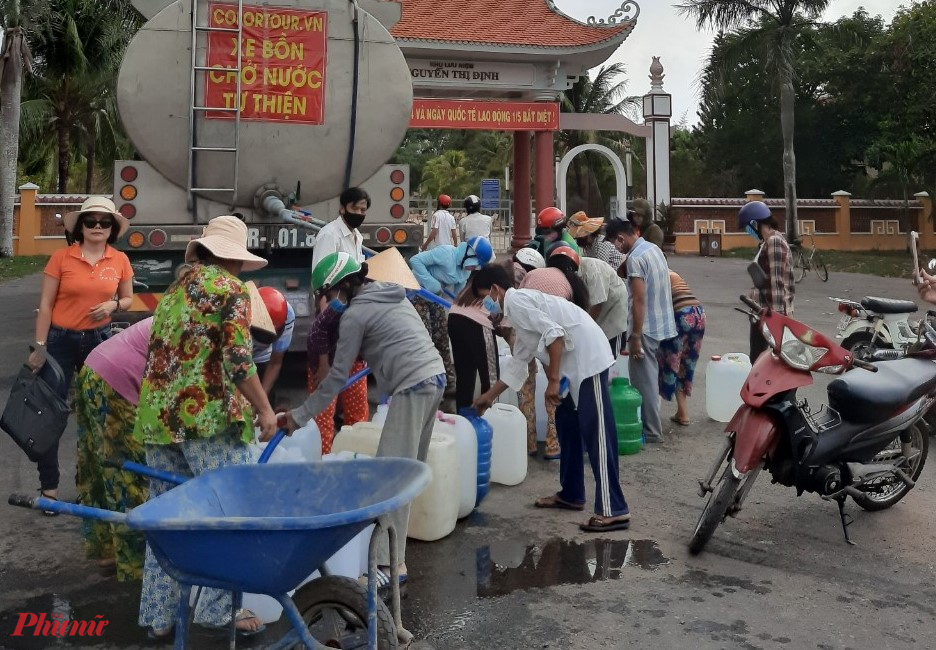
555,371,629,517
37,324,112,491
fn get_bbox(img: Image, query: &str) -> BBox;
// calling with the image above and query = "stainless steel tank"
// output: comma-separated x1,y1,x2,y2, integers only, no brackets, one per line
118,0,413,208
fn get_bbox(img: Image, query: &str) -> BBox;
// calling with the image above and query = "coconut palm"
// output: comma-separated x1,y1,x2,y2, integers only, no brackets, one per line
559,63,640,216
0,0,38,257
20,0,136,192
676,0,832,241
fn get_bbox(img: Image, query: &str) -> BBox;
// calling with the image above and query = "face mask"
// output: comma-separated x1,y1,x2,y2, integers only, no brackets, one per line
327,298,347,314
745,224,760,240
343,212,365,230
483,295,501,315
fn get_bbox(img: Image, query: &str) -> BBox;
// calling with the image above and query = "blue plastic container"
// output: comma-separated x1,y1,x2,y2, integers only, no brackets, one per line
459,407,492,508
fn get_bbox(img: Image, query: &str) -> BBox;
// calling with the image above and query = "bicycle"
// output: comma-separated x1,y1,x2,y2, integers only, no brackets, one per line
791,233,828,283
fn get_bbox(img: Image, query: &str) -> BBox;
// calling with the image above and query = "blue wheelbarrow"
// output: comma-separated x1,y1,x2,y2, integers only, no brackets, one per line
9,458,430,650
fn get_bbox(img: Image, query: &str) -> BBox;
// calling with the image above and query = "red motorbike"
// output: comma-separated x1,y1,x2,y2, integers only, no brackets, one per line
690,295,936,554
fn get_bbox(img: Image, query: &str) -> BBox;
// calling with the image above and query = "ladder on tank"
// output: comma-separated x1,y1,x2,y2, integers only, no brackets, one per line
187,0,244,211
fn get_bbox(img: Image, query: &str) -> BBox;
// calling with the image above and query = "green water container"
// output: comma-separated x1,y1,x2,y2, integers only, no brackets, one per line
610,377,643,455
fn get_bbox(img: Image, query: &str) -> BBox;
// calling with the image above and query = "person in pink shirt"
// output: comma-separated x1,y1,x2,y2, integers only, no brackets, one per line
74,317,153,580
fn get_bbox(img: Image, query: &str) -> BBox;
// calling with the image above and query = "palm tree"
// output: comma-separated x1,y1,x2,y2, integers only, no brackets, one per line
419,150,473,200
0,0,36,257
20,0,136,192
559,63,640,216
676,0,832,242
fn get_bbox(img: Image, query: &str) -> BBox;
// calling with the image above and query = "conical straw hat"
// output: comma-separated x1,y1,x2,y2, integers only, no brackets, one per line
245,281,276,340
365,248,420,290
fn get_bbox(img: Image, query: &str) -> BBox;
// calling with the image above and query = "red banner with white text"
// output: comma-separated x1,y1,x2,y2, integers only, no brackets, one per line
410,99,560,131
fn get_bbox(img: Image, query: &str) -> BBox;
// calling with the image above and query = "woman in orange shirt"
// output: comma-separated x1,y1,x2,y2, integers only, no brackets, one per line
27,197,134,509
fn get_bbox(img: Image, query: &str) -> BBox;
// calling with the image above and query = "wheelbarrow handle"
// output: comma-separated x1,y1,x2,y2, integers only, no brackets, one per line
8,494,128,523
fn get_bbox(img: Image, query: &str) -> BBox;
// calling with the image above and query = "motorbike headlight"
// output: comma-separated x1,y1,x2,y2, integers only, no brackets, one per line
761,322,777,349
780,327,828,370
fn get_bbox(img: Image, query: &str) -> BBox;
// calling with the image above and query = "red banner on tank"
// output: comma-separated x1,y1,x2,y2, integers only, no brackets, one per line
205,3,327,124
409,100,559,131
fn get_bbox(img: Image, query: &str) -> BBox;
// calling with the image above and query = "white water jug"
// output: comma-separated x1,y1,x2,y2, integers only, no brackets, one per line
277,420,322,462
705,353,752,423
334,422,460,541
484,403,528,486
442,413,479,518
372,402,390,427
407,431,459,541
332,423,383,456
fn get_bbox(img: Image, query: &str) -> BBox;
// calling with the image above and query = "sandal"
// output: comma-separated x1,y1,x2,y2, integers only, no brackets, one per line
146,625,173,641
579,514,631,532
543,451,561,461
534,494,584,511
38,490,58,517
199,609,266,637
670,415,690,426
361,566,408,591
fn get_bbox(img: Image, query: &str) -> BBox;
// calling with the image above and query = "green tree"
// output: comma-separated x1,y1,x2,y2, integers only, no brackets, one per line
678,0,832,240
19,0,137,193
419,150,474,200
0,0,38,257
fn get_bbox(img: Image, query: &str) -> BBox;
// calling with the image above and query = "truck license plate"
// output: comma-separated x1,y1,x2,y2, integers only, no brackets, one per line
246,225,317,249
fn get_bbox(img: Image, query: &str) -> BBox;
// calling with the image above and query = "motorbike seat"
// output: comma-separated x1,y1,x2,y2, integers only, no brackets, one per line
828,358,936,423
860,296,918,314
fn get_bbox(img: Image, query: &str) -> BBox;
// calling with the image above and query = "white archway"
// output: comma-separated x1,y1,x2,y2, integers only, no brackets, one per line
556,144,627,219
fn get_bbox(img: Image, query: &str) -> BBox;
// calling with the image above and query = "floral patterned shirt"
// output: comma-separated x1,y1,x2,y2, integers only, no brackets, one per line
133,264,256,445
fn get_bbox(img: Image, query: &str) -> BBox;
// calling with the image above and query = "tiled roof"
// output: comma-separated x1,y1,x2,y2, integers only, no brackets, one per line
391,0,634,49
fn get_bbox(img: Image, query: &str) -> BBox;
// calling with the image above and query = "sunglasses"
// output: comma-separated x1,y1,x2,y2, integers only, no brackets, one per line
82,218,114,229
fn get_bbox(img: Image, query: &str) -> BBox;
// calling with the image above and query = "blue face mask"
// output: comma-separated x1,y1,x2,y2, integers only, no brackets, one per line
327,298,347,314
483,296,501,315
745,224,760,240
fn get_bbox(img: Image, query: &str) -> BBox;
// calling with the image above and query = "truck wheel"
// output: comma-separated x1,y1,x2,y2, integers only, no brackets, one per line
689,465,742,555
852,424,928,511
293,575,398,650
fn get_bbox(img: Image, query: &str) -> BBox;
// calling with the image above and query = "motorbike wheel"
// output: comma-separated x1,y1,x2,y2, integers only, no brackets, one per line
689,465,742,555
293,575,399,650
842,331,888,361
852,423,928,511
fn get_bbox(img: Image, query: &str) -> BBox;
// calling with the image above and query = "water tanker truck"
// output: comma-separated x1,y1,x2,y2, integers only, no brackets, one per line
111,0,418,340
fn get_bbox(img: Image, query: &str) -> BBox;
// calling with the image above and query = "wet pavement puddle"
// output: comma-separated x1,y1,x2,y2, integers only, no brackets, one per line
476,538,669,598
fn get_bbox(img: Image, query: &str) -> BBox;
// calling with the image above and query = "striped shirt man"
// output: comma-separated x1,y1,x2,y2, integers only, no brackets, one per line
625,238,676,342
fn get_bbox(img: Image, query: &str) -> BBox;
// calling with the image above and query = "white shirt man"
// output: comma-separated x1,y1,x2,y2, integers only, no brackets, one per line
424,208,456,250
459,212,493,241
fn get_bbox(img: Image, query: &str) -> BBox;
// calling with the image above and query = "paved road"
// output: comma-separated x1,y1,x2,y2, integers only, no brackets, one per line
1,257,935,649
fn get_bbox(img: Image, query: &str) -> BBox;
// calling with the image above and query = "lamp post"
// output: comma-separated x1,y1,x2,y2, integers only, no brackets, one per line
623,139,633,202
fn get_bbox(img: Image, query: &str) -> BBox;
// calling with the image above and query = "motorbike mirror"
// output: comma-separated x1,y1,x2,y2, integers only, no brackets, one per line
927,259,936,272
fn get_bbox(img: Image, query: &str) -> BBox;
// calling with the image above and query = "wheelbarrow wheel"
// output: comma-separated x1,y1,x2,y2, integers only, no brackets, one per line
293,575,398,649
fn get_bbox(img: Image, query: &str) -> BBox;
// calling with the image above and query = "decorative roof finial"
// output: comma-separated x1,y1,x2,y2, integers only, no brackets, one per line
649,56,665,92
587,1,640,26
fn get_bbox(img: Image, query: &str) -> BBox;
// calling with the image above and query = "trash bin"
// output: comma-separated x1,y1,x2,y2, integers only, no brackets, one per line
699,230,711,257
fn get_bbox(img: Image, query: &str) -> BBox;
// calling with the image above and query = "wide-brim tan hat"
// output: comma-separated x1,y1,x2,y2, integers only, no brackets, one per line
63,196,130,239
365,247,420,290
245,281,277,342
566,211,604,238
184,215,268,272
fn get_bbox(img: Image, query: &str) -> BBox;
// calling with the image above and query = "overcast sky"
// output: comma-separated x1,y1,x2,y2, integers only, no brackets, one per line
553,1,903,125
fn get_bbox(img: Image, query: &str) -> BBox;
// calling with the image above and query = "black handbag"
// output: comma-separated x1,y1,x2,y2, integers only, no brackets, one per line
1,356,70,462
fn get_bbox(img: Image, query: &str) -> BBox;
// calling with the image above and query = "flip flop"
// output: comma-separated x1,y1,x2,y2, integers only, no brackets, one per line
534,494,585,511
199,609,266,637
361,567,408,591
579,515,631,532
670,415,690,426
543,451,561,461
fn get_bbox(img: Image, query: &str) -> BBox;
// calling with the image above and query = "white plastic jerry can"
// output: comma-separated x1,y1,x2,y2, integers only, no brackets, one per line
407,431,459,541
484,403,528,486
705,353,752,423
